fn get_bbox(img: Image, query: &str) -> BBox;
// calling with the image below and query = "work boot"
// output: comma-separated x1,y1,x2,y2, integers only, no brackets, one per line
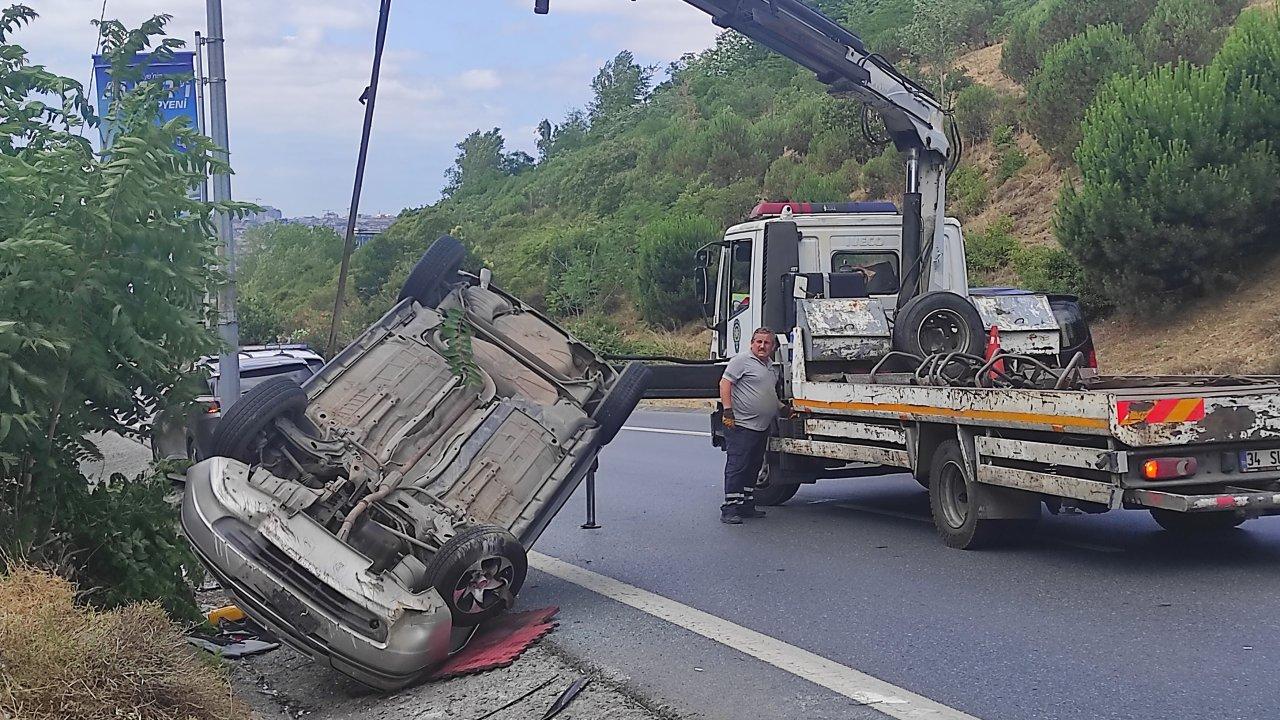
720,507,743,524
740,506,767,519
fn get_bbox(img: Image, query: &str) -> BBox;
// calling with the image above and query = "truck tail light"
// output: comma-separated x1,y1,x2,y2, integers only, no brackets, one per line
1142,457,1197,480
1087,347,1098,369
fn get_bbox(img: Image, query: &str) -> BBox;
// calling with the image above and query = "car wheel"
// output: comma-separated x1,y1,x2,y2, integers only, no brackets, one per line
398,235,466,308
928,439,1009,549
425,525,528,626
893,291,986,358
208,377,307,463
1150,509,1246,533
591,362,651,446
754,454,800,506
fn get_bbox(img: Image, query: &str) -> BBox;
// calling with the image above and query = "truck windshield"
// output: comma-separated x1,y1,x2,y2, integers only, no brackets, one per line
832,251,900,295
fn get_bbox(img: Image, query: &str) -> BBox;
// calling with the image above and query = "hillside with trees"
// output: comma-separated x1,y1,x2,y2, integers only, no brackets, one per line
239,0,1280,372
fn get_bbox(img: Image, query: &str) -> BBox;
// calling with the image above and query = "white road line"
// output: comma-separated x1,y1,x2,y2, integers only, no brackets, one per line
834,503,1123,554
621,425,711,438
529,552,982,720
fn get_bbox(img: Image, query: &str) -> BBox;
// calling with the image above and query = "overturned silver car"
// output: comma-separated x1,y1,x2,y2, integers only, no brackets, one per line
181,236,648,690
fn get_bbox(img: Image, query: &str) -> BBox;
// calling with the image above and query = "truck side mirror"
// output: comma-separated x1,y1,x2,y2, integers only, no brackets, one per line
695,248,710,267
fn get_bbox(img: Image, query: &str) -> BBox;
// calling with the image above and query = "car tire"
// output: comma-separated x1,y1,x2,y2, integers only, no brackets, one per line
754,454,801,506
893,291,986,358
208,377,308,463
591,362,652,446
398,235,466,307
425,525,528,626
1150,509,1247,533
929,439,1005,550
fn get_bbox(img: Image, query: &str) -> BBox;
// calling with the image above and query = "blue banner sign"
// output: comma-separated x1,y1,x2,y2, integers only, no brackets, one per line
92,51,199,148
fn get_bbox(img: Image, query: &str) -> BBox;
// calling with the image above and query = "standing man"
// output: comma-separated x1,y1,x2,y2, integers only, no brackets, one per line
720,327,782,524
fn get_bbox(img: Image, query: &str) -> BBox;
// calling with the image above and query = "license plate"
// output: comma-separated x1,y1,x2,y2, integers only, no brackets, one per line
1240,449,1280,472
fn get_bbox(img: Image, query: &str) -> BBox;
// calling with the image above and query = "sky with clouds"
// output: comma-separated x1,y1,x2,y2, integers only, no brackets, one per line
17,1,721,216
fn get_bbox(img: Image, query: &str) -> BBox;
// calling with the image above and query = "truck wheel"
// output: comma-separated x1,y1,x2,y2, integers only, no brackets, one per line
754,454,801,506
209,377,308,463
425,525,528,626
398,235,466,308
928,439,1004,549
591,362,651,446
893,292,985,358
1150,509,1247,533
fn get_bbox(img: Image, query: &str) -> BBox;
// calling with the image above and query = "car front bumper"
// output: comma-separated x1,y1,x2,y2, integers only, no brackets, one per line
181,457,456,690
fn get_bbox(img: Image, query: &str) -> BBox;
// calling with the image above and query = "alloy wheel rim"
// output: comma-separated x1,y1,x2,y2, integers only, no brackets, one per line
452,555,515,615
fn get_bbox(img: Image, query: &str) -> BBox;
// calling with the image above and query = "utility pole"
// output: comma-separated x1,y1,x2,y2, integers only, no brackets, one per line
206,0,240,407
327,0,393,356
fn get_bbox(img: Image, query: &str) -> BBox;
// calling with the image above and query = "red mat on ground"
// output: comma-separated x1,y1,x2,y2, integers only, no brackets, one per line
430,606,559,680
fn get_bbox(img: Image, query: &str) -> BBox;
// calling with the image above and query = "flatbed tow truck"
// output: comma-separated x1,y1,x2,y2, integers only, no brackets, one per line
535,0,1280,547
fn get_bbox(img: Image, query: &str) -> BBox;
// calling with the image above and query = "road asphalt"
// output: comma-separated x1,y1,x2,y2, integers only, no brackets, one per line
525,408,1280,720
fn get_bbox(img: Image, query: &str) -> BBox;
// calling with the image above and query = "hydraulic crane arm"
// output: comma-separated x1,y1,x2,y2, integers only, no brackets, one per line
534,0,954,301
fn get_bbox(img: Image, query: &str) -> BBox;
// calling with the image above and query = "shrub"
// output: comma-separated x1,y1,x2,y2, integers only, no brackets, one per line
1010,244,1108,310
1024,25,1141,161
965,215,1017,275
1212,8,1280,141
861,147,905,200
0,11,245,616
1139,0,1235,66
1001,0,1159,81
1056,62,1280,302
0,564,245,720
561,315,639,356
995,145,1028,184
948,163,989,219
954,84,997,142
634,214,723,328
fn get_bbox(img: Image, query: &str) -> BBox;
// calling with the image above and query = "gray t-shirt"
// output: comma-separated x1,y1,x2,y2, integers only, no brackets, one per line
723,351,781,432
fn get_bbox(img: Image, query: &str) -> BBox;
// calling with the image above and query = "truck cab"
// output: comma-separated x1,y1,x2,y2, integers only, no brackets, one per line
701,201,970,359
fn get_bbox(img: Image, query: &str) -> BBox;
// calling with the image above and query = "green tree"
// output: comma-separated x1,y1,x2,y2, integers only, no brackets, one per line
1024,25,1141,161
1139,0,1237,66
0,7,249,616
588,50,652,128
1001,0,1159,80
900,0,988,99
634,214,722,327
237,224,346,346
443,128,531,198
1056,62,1280,301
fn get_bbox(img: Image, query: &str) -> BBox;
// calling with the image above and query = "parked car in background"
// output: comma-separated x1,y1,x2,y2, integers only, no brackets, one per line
181,236,650,690
151,344,325,464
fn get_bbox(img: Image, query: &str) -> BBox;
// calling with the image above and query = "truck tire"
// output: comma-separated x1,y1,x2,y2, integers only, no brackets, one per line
591,362,651,446
928,439,1005,549
1150,509,1247,534
209,377,308,463
754,454,801,506
893,291,985,358
425,525,527,626
398,235,466,308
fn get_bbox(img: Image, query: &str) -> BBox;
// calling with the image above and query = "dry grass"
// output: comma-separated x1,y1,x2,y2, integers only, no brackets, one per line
1091,252,1280,376
0,564,246,720
957,43,1022,94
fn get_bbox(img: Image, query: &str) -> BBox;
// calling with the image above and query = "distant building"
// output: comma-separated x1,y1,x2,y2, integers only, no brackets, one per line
231,207,397,248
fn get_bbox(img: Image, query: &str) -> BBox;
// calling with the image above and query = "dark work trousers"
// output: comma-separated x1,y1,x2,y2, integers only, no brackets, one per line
723,426,770,514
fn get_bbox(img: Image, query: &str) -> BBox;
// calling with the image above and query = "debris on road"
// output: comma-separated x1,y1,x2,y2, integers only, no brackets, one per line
541,676,590,719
